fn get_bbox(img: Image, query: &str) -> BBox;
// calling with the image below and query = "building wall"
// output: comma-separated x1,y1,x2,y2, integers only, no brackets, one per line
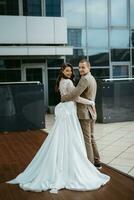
0,0,134,106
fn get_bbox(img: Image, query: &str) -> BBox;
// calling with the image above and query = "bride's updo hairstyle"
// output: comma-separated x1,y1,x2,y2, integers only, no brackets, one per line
55,63,75,92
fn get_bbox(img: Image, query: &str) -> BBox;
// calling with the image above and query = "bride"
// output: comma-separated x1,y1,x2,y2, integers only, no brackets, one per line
6,63,110,194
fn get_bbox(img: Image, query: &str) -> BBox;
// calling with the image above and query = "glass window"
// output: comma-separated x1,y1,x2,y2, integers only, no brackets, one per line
68,29,82,47
63,0,85,27
46,0,61,17
26,68,42,83
132,67,134,77
111,0,128,26
0,59,21,69
130,0,134,27
91,68,109,79
23,0,41,16
87,0,108,28
110,29,129,48
0,0,18,15
48,69,60,106
22,59,45,63
131,30,134,47
66,49,86,66
88,49,109,66
0,70,21,82
112,65,128,78
74,68,80,84
47,59,64,68
87,30,108,48
111,49,130,62
132,49,134,65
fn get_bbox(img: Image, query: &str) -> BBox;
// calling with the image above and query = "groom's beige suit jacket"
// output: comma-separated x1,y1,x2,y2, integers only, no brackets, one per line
61,72,97,120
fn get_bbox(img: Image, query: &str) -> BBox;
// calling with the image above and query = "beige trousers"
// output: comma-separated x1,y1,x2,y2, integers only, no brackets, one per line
79,119,100,164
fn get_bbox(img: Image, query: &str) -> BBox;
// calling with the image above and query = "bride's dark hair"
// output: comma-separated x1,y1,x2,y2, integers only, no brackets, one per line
55,63,75,92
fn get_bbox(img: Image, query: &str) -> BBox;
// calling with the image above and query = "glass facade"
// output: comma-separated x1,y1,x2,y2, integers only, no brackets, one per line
87,30,108,48
88,49,109,67
64,0,133,80
111,0,128,26
131,0,134,28
111,49,130,62
87,0,108,28
110,29,129,48
63,0,85,27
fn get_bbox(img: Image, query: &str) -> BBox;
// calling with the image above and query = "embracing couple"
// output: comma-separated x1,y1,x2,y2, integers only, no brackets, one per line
6,59,110,194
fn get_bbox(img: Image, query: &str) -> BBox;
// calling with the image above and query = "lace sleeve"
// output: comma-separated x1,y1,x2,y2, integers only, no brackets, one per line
67,80,95,106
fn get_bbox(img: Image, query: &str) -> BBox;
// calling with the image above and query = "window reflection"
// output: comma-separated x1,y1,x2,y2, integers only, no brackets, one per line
74,69,80,84
88,49,109,66
113,65,128,78
87,30,108,48
110,29,129,48
66,49,86,66
130,0,134,27
63,0,85,27
132,68,134,77
48,69,60,106
132,49,134,65
111,49,130,62
131,30,134,47
91,68,109,79
111,0,128,26
87,0,108,28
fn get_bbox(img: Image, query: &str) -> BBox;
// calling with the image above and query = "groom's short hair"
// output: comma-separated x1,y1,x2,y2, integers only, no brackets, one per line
79,59,91,68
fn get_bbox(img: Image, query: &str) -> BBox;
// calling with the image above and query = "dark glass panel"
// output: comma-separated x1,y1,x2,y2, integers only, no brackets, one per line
91,68,109,79
46,0,61,17
0,70,21,82
48,69,60,106
113,65,128,78
89,51,109,66
0,0,18,15
47,59,64,68
0,59,21,69
23,0,41,16
111,49,130,62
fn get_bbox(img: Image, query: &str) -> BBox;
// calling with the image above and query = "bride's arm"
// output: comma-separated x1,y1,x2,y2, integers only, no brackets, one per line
67,80,95,106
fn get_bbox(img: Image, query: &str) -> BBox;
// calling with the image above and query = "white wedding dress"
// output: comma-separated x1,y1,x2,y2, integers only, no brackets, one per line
6,79,110,194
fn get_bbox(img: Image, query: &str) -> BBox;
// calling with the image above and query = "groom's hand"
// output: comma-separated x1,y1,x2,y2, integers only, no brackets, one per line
61,95,66,102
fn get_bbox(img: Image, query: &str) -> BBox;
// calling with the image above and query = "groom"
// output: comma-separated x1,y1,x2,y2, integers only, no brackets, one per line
61,59,101,169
